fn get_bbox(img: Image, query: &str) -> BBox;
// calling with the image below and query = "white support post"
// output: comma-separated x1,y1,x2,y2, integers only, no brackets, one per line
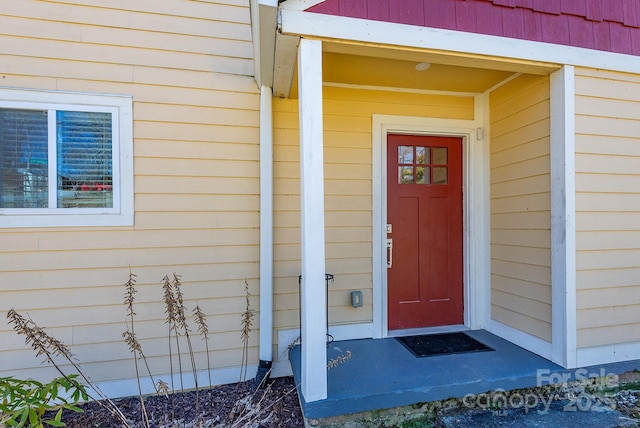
259,85,274,364
550,65,577,368
298,38,328,402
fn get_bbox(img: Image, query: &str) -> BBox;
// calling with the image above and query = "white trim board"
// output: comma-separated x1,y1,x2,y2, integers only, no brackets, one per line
92,360,297,400
371,114,487,339
95,364,259,399
550,65,577,369
387,324,468,338
280,9,640,75
323,82,479,98
473,92,491,330
577,341,640,367
487,319,553,361
281,0,326,11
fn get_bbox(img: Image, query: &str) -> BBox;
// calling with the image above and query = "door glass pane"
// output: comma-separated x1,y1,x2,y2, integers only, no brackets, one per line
416,146,429,165
0,109,49,208
416,167,430,184
57,111,113,208
398,146,413,164
399,166,414,184
433,167,448,184
433,147,447,165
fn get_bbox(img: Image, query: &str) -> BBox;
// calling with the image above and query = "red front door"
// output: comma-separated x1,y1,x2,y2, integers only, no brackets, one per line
387,134,463,330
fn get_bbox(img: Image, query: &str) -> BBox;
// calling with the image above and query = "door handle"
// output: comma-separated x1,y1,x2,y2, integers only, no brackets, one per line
387,238,393,268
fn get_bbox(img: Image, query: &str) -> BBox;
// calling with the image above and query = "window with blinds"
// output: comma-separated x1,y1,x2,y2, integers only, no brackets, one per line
0,109,113,210
0,88,132,228
57,111,113,208
0,109,49,209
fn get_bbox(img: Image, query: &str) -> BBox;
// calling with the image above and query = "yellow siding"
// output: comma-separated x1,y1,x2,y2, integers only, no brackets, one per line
272,87,474,341
0,0,260,384
489,74,552,342
575,67,640,348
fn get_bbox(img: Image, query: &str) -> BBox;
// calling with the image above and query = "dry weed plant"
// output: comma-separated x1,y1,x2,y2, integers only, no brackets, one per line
163,274,184,395
122,269,156,427
240,280,255,382
162,274,179,421
6,309,131,427
228,379,301,428
327,350,352,370
7,274,288,427
171,273,201,420
193,304,212,388
283,336,301,358
194,303,214,417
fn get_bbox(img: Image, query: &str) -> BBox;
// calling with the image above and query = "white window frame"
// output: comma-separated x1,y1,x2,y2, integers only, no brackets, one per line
0,88,133,228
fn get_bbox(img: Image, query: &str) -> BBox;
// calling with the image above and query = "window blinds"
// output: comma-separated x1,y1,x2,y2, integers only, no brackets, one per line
0,108,113,209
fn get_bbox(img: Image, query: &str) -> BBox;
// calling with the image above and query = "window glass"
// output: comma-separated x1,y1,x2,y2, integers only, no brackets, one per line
416,147,429,165
399,166,414,184
0,109,49,208
433,167,448,184
57,111,112,208
416,166,430,184
433,147,447,165
1,109,114,210
398,146,413,164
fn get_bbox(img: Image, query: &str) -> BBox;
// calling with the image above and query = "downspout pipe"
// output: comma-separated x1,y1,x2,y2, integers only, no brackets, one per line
255,84,274,388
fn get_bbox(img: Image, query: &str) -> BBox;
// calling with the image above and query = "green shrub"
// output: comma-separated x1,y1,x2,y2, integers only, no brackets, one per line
0,374,88,427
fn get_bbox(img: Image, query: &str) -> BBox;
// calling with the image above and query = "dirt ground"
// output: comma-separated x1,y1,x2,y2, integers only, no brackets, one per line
57,377,304,428
54,372,640,427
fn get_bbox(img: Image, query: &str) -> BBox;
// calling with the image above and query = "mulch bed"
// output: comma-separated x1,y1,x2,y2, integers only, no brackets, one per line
56,377,304,428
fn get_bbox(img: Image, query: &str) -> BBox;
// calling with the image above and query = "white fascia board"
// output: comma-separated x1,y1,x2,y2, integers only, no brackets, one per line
280,0,326,11
250,0,278,87
280,9,640,74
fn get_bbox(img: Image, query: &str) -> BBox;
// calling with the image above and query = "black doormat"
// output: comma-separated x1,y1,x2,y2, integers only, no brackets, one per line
396,332,494,358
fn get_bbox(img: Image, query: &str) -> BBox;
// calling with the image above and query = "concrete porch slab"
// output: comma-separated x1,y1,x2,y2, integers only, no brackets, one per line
289,330,640,421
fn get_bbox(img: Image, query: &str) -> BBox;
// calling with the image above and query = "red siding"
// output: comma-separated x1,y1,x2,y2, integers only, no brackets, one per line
392,0,425,26
584,0,602,22
306,0,640,56
424,0,457,30
603,0,625,24
623,0,640,27
532,0,560,15
368,0,391,21
455,0,478,32
561,0,586,18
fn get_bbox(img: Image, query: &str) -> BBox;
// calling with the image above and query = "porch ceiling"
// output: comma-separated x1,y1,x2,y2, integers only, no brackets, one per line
322,52,514,93
281,41,560,98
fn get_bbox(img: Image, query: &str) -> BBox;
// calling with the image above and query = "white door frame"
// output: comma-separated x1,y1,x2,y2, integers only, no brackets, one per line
372,107,490,338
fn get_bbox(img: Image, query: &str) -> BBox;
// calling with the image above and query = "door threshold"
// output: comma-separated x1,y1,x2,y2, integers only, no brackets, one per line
387,324,469,338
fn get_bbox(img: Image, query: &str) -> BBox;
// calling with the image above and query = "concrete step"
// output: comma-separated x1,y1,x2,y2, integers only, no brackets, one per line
436,399,639,427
